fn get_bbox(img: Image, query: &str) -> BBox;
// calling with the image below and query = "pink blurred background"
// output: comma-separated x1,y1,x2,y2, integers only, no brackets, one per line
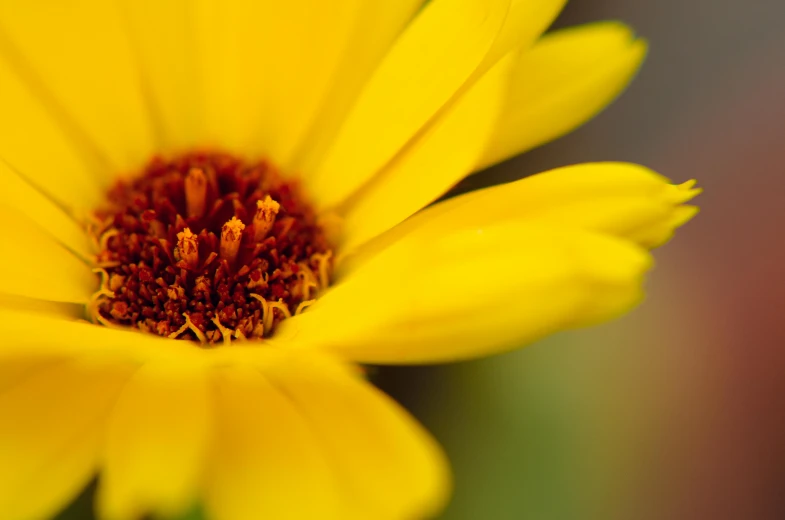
378,0,785,518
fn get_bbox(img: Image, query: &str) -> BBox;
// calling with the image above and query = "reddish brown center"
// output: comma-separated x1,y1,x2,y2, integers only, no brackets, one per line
89,151,332,344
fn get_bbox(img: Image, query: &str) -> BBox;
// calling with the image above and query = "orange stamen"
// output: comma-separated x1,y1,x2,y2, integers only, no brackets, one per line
220,217,245,264
252,195,281,241
185,167,207,218
176,227,199,268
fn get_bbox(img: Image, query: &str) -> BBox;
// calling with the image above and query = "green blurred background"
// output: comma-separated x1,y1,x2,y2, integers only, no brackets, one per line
376,0,785,519
56,0,785,519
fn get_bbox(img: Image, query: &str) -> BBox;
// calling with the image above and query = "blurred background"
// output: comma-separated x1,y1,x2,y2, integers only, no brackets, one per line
375,0,785,519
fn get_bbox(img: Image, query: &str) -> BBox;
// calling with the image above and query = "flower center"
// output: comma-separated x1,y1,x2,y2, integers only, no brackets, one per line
88,151,332,345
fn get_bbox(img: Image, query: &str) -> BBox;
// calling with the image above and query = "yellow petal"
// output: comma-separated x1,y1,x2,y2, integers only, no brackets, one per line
283,223,652,364
332,0,567,250
266,353,451,520
341,163,699,275
195,0,369,165
504,169,700,248
476,0,566,72
119,0,202,152
0,308,189,365
0,358,133,520
0,0,156,175
204,365,342,520
340,53,513,252
0,205,94,304
0,354,69,395
478,21,647,170
628,201,699,248
0,306,305,373
293,0,423,174
0,160,93,260
0,294,82,322
98,361,211,520
295,0,565,176
307,0,510,209
0,59,102,211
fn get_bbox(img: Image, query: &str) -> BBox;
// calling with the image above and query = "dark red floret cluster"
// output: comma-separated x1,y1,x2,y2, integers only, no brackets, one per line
90,151,331,344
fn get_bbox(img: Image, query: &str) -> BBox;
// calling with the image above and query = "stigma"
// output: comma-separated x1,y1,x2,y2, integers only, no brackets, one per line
88,152,332,345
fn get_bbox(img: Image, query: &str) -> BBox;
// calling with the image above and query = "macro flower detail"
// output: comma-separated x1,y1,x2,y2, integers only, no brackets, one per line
0,1,699,520
89,152,332,342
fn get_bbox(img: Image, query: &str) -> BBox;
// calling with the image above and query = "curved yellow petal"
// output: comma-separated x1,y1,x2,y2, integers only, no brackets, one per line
0,205,94,304
0,294,83,322
0,0,156,175
340,163,698,276
478,21,647,170
0,160,93,260
283,223,652,364
195,0,364,164
331,0,568,250
478,0,566,70
98,361,211,520
295,0,565,178
307,0,510,209
293,0,423,174
204,365,342,520
267,353,451,520
487,165,699,248
0,308,189,365
0,59,102,211
0,359,133,520
0,308,327,369
340,53,513,252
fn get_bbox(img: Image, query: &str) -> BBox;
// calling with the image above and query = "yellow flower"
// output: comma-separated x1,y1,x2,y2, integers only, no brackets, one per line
0,1,699,520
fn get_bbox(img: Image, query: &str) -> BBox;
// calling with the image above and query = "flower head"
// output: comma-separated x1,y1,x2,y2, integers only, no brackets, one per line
0,1,698,520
